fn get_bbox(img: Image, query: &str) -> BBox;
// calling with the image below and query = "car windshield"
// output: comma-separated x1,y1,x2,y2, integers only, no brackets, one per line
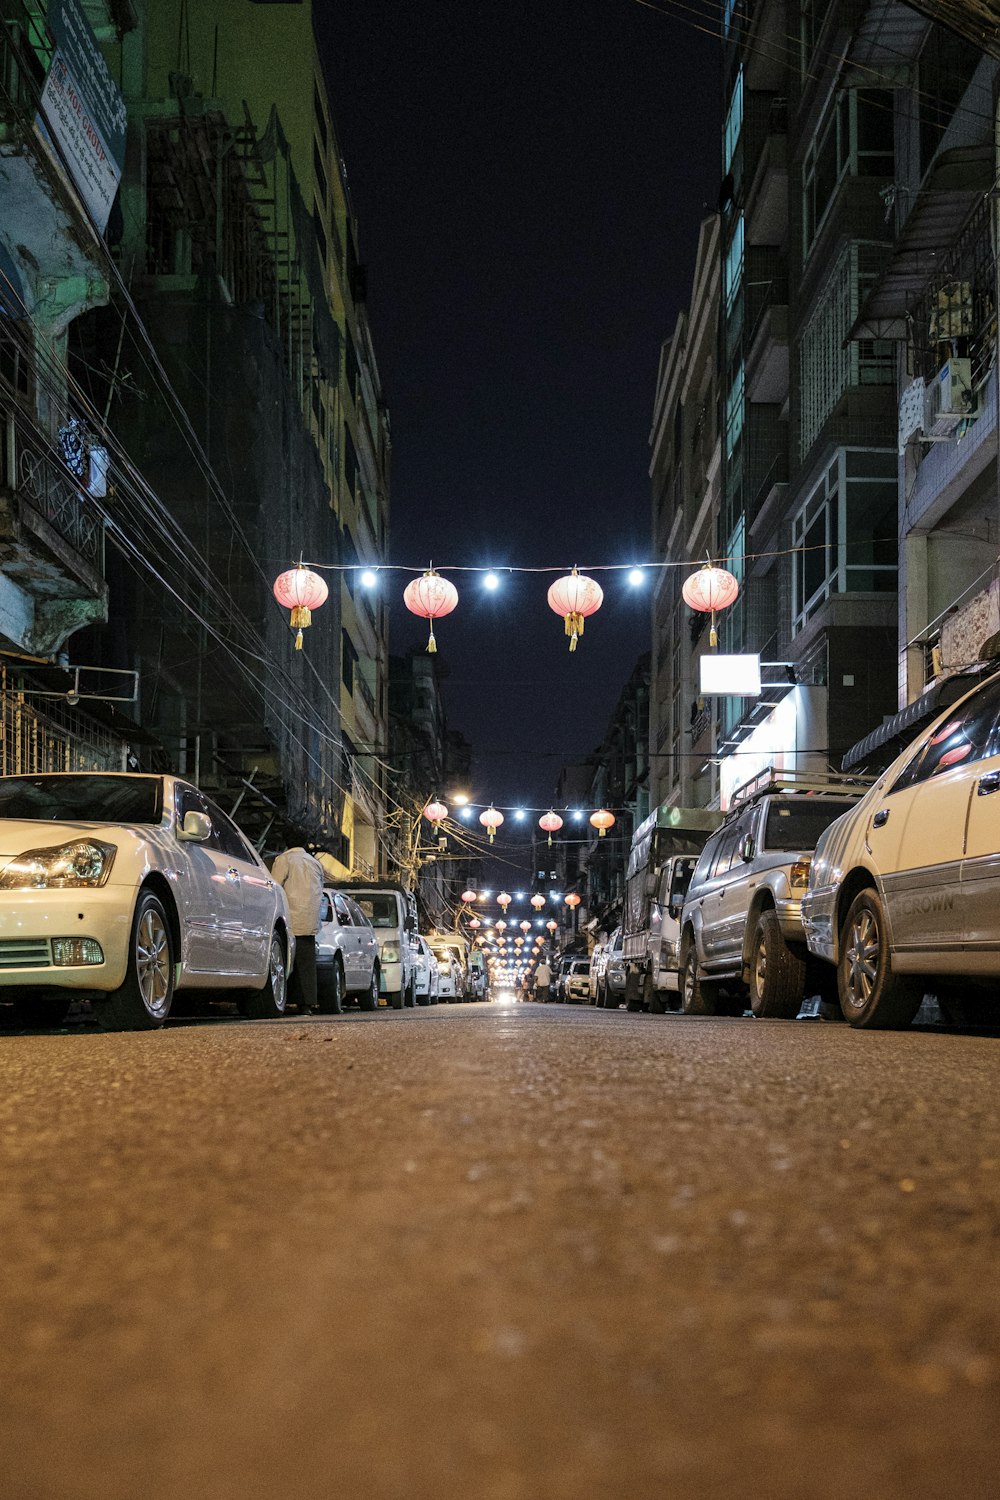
0,774,162,825
763,798,853,852
352,894,398,927
571,961,589,974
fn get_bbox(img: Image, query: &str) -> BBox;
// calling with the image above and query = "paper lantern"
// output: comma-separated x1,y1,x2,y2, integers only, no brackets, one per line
461,889,477,903
403,570,459,653
479,805,504,843
497,891,512,912
590,808,615,838
681,564,739,647
538,809,563,846
468,916,481,929
564,892,581,909
273,565,329,650
520,920,531,933
530,894,546,911
547,569,604,651
424,800,448,826
546,919,558,933
496,919,507,933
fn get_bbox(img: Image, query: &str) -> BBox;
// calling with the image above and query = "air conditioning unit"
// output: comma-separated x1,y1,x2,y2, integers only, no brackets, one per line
923,358,976,438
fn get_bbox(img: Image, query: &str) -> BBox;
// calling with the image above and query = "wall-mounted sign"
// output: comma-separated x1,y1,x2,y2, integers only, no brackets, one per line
700,653,762,697
37,0,127,234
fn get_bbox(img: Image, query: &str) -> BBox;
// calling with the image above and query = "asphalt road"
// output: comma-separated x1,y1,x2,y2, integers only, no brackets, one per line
1,999,998,1500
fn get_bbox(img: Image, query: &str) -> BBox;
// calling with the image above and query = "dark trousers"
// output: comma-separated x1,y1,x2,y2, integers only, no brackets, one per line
535,984,550,1004
290,934,317,1011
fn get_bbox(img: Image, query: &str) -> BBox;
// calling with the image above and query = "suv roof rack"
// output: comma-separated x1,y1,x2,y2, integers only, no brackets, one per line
728,765,874,814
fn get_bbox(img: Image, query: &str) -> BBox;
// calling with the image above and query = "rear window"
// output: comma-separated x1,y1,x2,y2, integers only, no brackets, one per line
570,961,590,974
762,798,853,852
351,894,398,927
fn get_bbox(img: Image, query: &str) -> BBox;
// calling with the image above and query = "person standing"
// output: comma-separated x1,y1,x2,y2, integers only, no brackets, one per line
534,958,552,1004
271,836,325,1015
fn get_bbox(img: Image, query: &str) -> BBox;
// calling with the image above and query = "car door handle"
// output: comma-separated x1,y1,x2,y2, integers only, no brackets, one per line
872,808,889,828
978,770,1000,796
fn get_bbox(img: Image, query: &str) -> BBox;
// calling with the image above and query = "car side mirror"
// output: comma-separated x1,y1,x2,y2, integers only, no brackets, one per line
178,810,212,842
740,835,755,862
405,914,417,932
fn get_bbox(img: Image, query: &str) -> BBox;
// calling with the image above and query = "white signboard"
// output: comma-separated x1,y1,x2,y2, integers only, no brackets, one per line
700,653,762,697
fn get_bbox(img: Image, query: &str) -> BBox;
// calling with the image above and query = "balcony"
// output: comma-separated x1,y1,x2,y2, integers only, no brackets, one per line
0,396,107,654
747,302,788,405
746,120,787,248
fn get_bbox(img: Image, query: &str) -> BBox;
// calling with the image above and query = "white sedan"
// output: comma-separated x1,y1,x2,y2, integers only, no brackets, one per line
0,772,293,1031
316,887,380,1012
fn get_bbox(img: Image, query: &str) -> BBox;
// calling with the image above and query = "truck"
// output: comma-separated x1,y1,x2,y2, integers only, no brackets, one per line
622,804,723,1012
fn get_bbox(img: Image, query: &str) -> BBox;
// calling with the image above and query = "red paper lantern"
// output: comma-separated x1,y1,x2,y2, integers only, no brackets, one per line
530,894,545,911
479,805,504,843
538,809,564,846
497,891,512,912
423,800,448,826
546,919,558,933
547,569,604,651
520,920,531,933
273,565,329,650
496,919,507,933
590,808,615,838
403,570,459,653
461,888,477,903
468,916,481,929
564,892,581,909
681,564,739,647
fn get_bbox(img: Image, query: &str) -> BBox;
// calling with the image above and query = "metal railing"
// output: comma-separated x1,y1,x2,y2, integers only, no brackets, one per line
2,401,105,567
0,666,125,775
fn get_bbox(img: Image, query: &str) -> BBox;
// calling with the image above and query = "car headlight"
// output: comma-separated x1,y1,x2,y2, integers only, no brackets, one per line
0,840,116,890
380,942,400,962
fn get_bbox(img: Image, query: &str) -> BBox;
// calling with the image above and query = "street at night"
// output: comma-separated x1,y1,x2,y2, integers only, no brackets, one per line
2,1002,998,1499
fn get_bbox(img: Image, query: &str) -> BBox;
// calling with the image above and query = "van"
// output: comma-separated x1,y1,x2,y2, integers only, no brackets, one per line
336,882,418,1008
469,948,488,1001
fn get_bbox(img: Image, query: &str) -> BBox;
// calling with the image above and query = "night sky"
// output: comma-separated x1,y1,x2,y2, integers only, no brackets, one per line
317,0,721,825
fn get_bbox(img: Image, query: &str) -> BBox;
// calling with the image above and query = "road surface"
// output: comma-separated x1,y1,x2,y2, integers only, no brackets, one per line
1,1000,998,1498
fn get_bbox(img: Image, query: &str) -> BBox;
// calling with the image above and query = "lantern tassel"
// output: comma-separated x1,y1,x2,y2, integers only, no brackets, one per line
294,628,303,651
427,621,437,653
710,609,718,649
547,832,552,846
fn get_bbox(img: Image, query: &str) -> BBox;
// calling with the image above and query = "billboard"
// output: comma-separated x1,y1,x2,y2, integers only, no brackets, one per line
37,0,127,234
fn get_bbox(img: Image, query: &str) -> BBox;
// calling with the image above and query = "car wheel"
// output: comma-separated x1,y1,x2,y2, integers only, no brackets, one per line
317,959,344,1015
404,981,416,1008
647,972,667,1015
680,940,722,1017
749,910,805,1019
838,889,922,1030
10,990,68,1029
94,890,174,1031
358,969,379,1011
416,985,431,1006
238,932,289,1021
388,988,404,1010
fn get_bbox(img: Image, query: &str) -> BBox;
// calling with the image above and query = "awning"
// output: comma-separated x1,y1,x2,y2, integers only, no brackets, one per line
841,665,993,772
849,146,994,341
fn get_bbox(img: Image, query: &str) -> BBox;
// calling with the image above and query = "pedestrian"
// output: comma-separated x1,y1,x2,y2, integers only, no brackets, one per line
534,958,552,1004
270,831,325,1015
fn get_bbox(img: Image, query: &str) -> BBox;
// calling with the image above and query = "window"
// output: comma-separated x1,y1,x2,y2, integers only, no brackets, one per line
176,786,221,850
802,92,894,255
763,799,855,851
313,203,327,268
725,363,744,460
333,893,354,925
799,243,894,457
342,629,358,693
792,449,897,632
890,678,1000,793
206,798,256,862
313,139,327,205
314,81,328,150
724,214,744,314
723,69,743,178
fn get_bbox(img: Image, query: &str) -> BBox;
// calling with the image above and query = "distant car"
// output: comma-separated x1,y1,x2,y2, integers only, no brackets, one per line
588,944,605,1001
804,667,1000,1028
316,888,379,1012
0,772,292,1031
412,935,440,1005
594,928,626,1009
468,947,488,1000
430,943,464,1001
551,954,575,1002
562,958,592,1003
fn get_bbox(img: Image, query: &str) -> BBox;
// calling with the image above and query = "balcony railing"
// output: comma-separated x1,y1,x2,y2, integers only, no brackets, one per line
2,400,104,567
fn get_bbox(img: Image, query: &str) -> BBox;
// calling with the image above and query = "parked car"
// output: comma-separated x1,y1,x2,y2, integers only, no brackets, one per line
430,942,464,1001
803,667,1000,1028
562,958,592,1003
316,887,379,1012
679,769,871,1019
594,928,627,1009
339,882,418,1007
551,954,574,1002
0,772,292,1031
412,934,440,1005
588,943,605,1001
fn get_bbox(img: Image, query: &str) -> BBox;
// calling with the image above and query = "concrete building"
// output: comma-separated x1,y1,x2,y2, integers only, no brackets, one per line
648,214,722,811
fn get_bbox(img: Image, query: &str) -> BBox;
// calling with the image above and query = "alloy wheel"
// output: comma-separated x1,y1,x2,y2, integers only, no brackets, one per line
844,908,879,1010
136,907,171,1018
269,937,288,1013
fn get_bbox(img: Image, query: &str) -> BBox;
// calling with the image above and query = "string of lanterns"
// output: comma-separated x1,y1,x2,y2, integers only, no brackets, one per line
272,560,739,653
424,799,616,840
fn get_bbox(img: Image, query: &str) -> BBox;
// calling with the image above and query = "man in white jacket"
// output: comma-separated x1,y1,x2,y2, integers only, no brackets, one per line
271,838,325,1014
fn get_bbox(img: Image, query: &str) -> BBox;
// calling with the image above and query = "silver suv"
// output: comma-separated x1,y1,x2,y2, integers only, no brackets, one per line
678,770,870,1018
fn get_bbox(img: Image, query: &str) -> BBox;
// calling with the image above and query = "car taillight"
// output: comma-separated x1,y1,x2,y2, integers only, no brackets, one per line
790,859,811,888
